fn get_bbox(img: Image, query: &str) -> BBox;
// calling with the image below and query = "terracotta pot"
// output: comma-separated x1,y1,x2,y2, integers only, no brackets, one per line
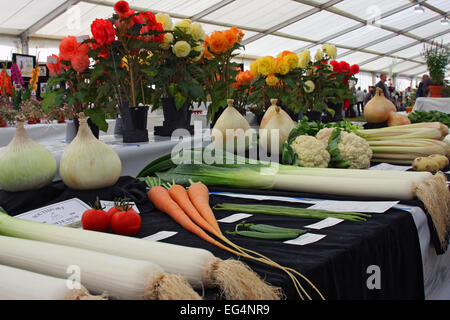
406,106,413,114
429,85,442,98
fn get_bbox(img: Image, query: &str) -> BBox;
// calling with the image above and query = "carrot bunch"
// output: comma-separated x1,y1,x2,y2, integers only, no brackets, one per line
145,178,324,300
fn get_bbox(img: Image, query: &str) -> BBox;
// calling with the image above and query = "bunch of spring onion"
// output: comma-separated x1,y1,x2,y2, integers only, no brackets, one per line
355,122,450,164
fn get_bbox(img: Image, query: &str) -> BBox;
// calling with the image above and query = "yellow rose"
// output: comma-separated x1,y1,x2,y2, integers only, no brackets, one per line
257,56,276,76
315,49,323,61
304,80,315,93
250,60,260,77
190,22,206,41
156,13,173,30
283,53,299,70
266,74,279,87
322,44,337,59
160,33,174,50
174,19,192,34
172,40,191,58
297,49,310,68
276,60,290,75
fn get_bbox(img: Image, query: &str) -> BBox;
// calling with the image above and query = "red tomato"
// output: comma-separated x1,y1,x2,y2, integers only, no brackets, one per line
81,209,110,232
110,210,141,236
107,206,137,220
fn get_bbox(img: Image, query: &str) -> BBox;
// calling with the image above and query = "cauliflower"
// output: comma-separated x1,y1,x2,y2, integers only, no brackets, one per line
290,135,330,168
316,128,372,169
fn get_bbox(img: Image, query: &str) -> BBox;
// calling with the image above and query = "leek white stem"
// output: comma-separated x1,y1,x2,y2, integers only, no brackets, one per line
0,264,104,300
0,235,201,300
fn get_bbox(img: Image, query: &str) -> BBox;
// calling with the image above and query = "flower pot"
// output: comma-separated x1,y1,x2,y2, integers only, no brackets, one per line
429,85,443,98
74,118,100,139
154,97,193,136
118,102,149,143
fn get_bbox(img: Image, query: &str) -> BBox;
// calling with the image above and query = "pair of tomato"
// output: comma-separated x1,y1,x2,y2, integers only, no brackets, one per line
81,199,141,236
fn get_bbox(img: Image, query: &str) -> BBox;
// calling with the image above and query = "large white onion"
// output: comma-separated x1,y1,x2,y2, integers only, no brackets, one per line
260,99,293,129
0,117,57,192
59,113,122,190
259,99,295,155
211,99,253,153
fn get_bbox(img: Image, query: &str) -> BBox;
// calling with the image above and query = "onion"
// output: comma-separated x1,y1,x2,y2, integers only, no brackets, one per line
59,113,122,190
211,99,253,153
0,116,57,192
364,87,395,123
259,99,295,155
387,112,411,127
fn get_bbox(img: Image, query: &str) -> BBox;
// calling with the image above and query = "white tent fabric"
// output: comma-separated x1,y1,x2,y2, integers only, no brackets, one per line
0,0,448,82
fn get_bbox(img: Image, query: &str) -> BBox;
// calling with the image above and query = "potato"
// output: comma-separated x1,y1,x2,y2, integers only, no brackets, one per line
412,157,440,173
428,154,449,170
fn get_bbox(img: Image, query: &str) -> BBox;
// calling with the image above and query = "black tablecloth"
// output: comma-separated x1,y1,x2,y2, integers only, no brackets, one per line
0,177,425,300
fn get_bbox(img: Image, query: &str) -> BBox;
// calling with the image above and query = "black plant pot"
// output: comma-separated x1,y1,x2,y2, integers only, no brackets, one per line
118,102,149,143
305,110,323,122
73,118,100,139
322,103,343,123
154,97,193,136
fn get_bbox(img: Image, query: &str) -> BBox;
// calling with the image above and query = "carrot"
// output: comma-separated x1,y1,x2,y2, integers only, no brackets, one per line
168,184,220,237
188,182,222,235
148,186,232,253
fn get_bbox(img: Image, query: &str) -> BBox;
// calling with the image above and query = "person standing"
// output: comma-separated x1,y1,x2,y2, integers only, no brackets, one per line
355,87,365,116
375,73,391,100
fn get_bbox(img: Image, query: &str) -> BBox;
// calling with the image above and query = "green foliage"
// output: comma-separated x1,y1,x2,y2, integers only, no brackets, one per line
422,41,450,85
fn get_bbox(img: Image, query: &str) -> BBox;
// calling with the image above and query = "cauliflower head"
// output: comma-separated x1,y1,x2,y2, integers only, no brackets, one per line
290,135,330,168
338,131,373,169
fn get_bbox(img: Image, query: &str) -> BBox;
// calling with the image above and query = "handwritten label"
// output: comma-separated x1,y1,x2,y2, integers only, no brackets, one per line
369,163,411,171
284,233,326,246
218,213,253,223
15,198,90,226
304,217,344,230
308,200,399,213
100,200,140,214
143,231,177,242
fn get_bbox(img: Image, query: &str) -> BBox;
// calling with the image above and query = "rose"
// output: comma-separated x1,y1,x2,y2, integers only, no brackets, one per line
282,53,299,70
315,49,323,61
141,22,164,43
339,61,350,73
141,11,157,26
350,64,360,75
297,49,310,68
155,13,173,30
59,36,79,61
172,40,191,58
223,28,238,49
329,60,340,72
71,54,90,73
114,1,130,17
276,58,290,75
160,32,174,49
174,19,192,33
304,80,315,93
250,60,260,77
190,22,206,41
322,44,337,59
91,19,116,46
265,74,280,87
257,56,276,76
209,31,227,54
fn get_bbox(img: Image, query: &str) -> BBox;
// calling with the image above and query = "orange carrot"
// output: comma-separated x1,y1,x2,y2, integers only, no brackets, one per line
188,182,222,235
168,184,220,237
148,186,231,252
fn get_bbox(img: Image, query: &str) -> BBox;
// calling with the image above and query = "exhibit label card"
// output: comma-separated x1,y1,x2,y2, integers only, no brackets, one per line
143,231,178,242
218,213,253,223
308,200,399,213
284,233,326,246
304,217,344,230
15,198,90,226
369,163,411,171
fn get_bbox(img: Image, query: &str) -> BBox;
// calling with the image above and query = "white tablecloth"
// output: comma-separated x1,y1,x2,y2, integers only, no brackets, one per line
413,97,450,114
0,120,116,147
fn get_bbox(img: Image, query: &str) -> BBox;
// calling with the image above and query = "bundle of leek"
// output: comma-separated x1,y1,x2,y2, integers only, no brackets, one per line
355,122,450,164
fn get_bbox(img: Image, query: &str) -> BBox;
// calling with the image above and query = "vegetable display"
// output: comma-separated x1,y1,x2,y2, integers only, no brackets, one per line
364,87,396,123
412,154,449,173
0,116,57,192
226,222,307,240
0,209,286,300
81,198,110,232
0,235,201,300
408,110,450,128
59,113,122,190
0,264,105,300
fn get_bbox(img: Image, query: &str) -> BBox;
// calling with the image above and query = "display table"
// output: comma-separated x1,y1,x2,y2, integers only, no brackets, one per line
0,175,448,300
0,119,116,147
413,97,450,114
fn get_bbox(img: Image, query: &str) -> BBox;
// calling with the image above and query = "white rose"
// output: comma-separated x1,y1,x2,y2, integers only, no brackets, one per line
172,40,191,58
155,13,173,30
190,22,206,41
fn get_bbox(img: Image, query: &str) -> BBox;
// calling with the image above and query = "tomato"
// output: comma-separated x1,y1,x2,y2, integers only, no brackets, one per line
110,210,141,236
81,209,110,232
107,206,137,220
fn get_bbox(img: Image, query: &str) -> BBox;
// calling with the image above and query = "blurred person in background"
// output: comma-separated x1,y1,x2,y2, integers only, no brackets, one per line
355,87,365,116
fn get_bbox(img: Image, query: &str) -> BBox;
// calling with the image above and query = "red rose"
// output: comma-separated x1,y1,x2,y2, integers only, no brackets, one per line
141,11,157,26
114,1,130,16
91,19,116,46
141,22,164,42
59,36,79,61
350,64,360,75
329,60,340,72
71,54,90,73
339,61,350,73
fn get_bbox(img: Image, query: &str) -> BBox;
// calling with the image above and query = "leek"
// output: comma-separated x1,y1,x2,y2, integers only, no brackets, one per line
0,235,201,300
